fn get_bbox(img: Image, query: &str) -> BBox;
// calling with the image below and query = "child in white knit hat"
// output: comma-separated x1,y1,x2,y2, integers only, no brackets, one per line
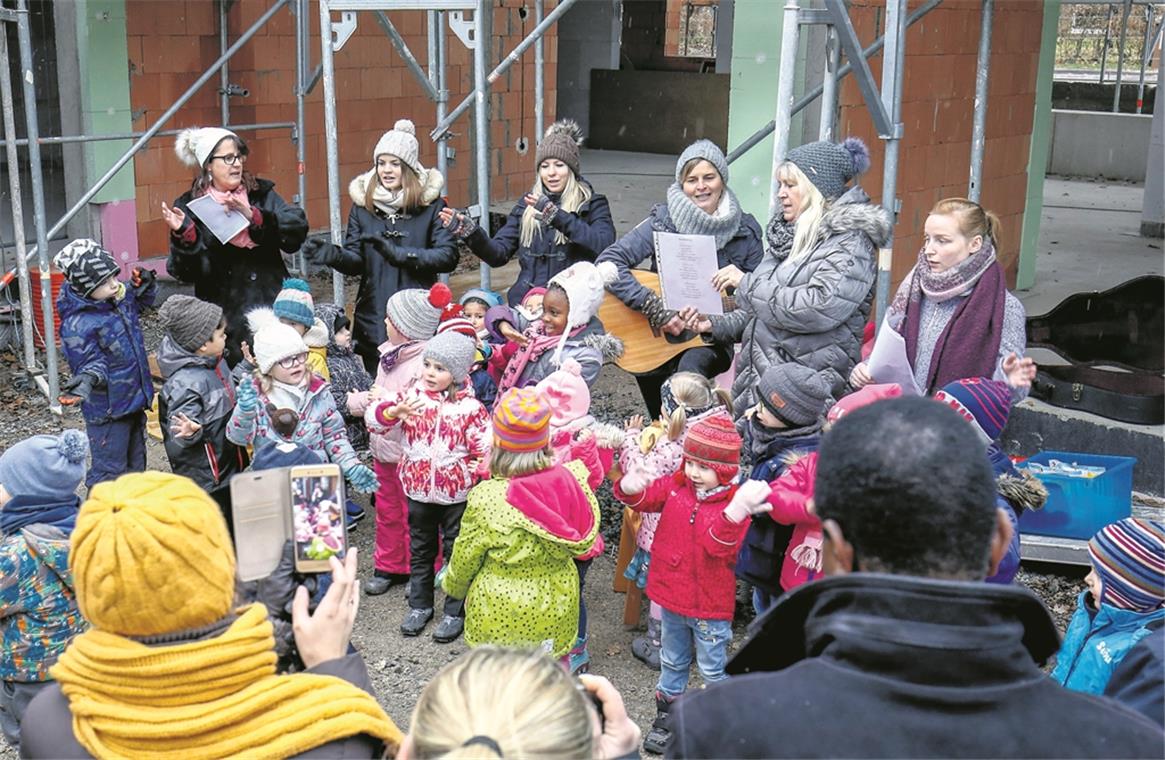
491,261,622,395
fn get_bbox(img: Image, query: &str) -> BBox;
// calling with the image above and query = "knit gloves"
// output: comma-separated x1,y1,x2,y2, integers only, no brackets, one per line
531,195,560,223
301,235,341,267
59,372,99,406
441,208,478,240
344,463,378,494
236,377,260,417
130,267,155,299
641,292,679,331
724,479,773,523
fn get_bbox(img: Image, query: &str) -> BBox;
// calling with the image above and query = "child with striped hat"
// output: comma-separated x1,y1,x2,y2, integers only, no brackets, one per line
441,388,600,662
1052,518,1164,695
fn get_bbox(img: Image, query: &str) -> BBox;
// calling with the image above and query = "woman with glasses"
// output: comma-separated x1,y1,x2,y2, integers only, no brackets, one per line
164,126,308,367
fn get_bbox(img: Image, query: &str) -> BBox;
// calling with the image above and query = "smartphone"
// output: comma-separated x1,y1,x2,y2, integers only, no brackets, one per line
289,464,348,573
230,469,292,582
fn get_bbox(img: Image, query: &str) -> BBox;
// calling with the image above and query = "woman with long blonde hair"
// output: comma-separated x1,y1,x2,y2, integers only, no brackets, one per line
300,119,458,372
439,120,616,308
685,137,890,412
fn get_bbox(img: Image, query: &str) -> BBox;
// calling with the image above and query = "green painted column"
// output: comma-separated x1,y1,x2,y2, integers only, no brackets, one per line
1017,0,1059,290
74,0,135,202
725,0,784,227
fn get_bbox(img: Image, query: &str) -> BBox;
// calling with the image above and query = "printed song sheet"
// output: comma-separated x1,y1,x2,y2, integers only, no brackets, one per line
653,231,723,315
186,194,250,245
866,317,923,395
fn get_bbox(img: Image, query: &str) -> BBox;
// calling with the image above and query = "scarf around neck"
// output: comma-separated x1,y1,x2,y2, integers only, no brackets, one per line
267,378,309,412
0,494,80,536
49,603,401,759
497,322,585,397
664,183,743,249
893,240,1007,393
205,185,257,249
764,213,796,261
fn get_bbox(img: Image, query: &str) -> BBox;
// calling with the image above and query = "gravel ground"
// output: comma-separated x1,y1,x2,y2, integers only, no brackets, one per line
0,283,1140,755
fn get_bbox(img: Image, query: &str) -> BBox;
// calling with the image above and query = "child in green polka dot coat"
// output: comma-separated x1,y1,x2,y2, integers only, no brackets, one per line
442,388,600,659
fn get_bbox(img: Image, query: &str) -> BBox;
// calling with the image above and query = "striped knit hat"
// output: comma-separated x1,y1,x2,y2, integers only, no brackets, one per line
386,283,452,342
1088,518,1165,612
682,411,742,482
272,278,315,329
934,378,1011,444
493,388,551,453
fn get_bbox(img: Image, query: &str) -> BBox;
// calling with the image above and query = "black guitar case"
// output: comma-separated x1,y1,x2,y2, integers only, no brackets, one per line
1026,276,1164,424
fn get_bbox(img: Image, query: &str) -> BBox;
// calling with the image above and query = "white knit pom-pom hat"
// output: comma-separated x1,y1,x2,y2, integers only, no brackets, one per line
175,126,239,168
372,119,423,176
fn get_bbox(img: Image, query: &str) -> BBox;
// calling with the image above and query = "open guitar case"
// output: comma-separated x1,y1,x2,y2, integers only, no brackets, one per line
1026,275,1164,425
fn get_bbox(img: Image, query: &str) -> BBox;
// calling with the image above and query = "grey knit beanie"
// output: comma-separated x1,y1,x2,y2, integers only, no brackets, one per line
785,136,871,200
423,330,476,384
386,283,452,342
758,362,833,427
676,139,729,185
159,295,224,352
535,119,583,178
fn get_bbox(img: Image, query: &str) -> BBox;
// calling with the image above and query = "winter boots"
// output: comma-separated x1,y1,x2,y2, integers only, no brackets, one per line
631,614,662,669
569,635,591,674
643,691,674,754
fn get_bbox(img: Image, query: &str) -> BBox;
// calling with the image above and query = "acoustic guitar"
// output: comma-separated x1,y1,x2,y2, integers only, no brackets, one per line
599,269,730,375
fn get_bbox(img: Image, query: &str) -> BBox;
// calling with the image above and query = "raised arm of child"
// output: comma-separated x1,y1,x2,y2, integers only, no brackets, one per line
226,376,261,446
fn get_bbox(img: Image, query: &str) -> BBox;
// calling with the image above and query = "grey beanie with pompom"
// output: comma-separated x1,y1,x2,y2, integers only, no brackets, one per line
0,429,89,501
785,136,871,200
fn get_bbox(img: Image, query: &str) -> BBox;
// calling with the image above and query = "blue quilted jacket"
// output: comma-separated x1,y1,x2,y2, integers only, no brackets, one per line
57,279,155,422
1051,590,1165,695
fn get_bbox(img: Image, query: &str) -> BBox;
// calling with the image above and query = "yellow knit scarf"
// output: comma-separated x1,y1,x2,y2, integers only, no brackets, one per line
50,604,402,759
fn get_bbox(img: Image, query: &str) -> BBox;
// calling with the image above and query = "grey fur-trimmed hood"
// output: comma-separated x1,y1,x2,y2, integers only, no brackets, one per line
817,186,893,248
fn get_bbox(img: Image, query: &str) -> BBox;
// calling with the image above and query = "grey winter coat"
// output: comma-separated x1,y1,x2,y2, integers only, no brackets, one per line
19,653,386,759
710,186,891,411
157,335,249,490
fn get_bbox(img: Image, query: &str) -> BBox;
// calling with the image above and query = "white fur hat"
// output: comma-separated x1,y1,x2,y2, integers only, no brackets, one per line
547,261,616,364
175,127,239,168
373,119,423,176
247,307,309,374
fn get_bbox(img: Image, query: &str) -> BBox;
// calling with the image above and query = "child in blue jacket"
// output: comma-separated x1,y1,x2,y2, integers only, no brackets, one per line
1052,518,1165,695
54,239,156,489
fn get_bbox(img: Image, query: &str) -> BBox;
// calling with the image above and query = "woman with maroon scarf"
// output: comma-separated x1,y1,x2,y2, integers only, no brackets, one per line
850,198,1036,398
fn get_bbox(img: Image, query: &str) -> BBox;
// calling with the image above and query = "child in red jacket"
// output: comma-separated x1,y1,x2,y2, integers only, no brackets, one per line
614,412,771,755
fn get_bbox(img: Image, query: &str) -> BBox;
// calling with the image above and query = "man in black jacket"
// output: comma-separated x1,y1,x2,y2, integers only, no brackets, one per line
668,397,1165,759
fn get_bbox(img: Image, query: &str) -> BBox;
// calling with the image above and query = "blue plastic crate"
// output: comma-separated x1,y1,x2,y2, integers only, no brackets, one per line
1017,451,1136,541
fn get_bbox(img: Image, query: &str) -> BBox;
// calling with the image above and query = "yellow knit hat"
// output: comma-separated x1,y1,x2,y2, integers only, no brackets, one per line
70,471,237,637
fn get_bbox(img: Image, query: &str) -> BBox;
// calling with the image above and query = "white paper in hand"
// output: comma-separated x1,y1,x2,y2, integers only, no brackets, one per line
866,318,923,395
186,194,250,245
654,231,723,315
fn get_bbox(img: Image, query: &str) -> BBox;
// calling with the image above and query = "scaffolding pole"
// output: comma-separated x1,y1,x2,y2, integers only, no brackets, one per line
220,0,231,125
434,11,450,183
430,0,580,140
15,1,59,410
1100,4,1114,84
1113,0,1133,112
727,0,942,164
19,0,291,267
819,25,840,141
768,2,802,222
1138,5,1160,114
968,0,993,203
319,0,347,305
0,29,35,374
295,0,309,274
535,0,544,142
473,0,490,290
875,0,907,324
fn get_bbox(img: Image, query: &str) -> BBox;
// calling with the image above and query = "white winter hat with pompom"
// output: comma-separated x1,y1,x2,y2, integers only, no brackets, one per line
175,127,239,168
373,119,423,176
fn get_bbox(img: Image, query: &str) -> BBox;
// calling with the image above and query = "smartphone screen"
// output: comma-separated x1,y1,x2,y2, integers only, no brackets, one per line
289,464,347,573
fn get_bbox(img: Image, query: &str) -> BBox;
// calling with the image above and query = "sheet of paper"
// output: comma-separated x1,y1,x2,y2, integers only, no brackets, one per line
186,194,250,245
653,231,723,315
866,317,923,395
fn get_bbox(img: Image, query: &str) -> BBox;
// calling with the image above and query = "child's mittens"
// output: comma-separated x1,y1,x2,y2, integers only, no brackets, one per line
344,463,378,494
236,377,260,415
618,465,651,496
59,372,98,406
131,266,155,296
724,479,774,523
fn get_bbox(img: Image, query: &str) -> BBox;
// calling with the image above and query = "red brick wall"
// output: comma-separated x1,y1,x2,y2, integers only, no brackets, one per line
127,0,558,260
836,0,1041,289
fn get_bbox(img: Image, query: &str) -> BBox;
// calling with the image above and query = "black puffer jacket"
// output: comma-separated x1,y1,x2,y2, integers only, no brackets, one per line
669,574,1165,759
466,179,615,307
167,179,308,368
327,170,457,371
